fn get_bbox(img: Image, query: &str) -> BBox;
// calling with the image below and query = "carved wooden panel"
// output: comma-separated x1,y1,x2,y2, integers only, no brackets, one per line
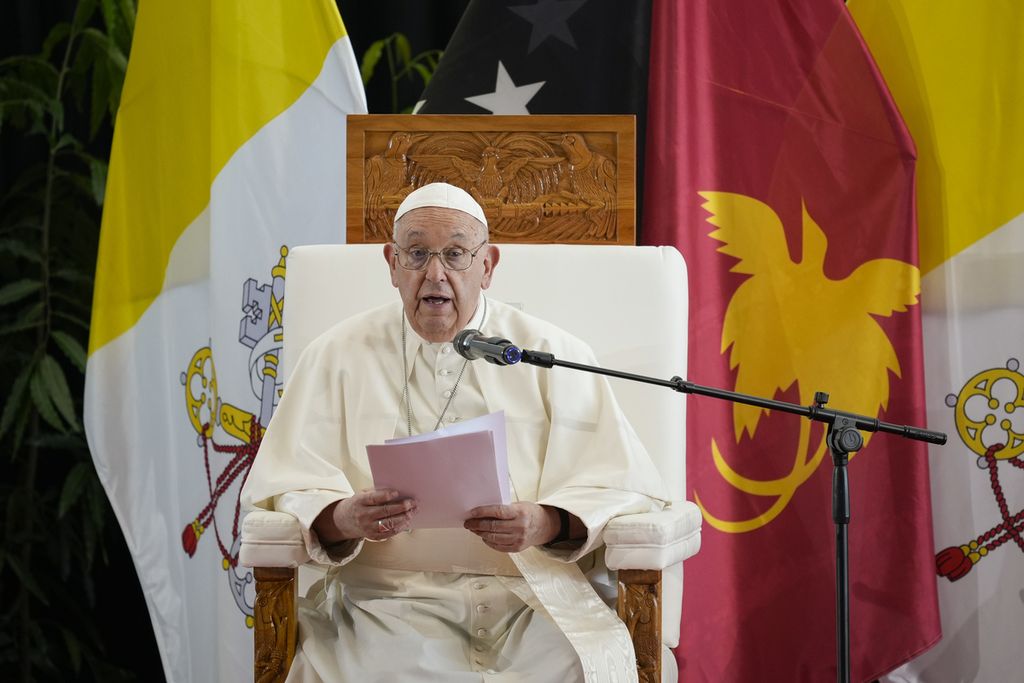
618,568,662,683
347,114,635,245
254,567,298,683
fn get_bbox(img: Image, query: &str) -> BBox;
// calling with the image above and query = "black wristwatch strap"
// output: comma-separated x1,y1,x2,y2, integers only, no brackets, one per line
546,506,571,546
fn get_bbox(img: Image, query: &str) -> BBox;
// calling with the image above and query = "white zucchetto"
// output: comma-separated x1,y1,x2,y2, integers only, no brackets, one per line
394,182,488,227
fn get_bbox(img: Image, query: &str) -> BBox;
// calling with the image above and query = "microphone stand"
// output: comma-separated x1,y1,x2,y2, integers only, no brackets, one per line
516,348,946,683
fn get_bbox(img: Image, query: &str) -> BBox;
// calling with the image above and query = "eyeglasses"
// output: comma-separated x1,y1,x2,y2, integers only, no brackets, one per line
392,240,488,271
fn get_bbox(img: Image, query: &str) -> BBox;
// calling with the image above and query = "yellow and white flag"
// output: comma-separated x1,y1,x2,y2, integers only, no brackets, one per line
83,3,366,680
850,2,1024,680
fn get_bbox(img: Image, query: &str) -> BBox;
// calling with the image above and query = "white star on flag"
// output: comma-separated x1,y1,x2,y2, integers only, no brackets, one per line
465,61,545,114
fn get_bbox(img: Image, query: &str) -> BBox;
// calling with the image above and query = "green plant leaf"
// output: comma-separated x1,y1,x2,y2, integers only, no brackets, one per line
52,330,88,372
0,278,41,306
0,362,33,439
50,290,92,314
5,555,51,606
54,310,90,330
72,0,99,34
30,363,67,433
42,22,72,61
85,33,112,138
0,317,43,338
102,35,128,73
10,398,32,458
60,627,83,674
0,77,61,132
37,354,80,432
99,0,119,38
0,54,60,79
59,462,91,518
0,237,42,264
411,62,432,87
90,68,110,138
52,267,94,287
118,0,137,46
88,156,107,205
394,33,412,66
53,132,80,153
361,39,386,85
18,299,45,324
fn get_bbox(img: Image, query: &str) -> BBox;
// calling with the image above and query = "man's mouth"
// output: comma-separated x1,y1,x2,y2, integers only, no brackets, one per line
421,295,451,307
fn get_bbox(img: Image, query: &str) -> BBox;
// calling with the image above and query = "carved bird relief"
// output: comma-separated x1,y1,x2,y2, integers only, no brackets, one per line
558,133,617,239
365,132,416,239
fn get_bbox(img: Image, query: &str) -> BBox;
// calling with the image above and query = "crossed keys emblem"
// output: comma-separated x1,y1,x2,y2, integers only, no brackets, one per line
179,247,288,625
936,358,1024,581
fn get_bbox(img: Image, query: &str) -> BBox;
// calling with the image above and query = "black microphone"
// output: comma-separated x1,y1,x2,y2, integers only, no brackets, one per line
452,329,523,366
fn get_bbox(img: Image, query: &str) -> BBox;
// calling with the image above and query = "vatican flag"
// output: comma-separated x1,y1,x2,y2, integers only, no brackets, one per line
850,2,1024,681
83,2,366,681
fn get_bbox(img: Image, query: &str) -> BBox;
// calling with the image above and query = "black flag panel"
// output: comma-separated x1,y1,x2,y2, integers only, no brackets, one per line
418,0,652,229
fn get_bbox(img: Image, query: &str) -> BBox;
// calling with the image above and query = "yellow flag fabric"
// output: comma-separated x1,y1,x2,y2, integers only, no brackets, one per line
91,1,350,354
850,1,1024,275
84,2,367,680
851,2,1024,681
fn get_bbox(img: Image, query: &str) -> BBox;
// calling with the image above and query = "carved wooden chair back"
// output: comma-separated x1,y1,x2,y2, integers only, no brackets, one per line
346,113,636,245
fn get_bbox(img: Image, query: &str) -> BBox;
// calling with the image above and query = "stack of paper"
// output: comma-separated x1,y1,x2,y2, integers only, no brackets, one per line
366,411,510,528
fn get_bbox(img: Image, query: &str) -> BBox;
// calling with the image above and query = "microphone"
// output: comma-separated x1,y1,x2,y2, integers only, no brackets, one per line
452,329,523,366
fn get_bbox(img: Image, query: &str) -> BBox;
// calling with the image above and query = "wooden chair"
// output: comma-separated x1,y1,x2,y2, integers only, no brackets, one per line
240,115,702,683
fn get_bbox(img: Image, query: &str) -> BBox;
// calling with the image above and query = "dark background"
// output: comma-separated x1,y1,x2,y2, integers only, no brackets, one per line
0,1,467,679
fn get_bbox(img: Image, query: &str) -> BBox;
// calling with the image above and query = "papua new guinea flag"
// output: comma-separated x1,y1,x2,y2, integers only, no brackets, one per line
641,1,940,681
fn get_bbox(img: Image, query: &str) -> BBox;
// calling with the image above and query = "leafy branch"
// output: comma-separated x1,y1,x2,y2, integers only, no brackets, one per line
0,0,137,680
360,32,442,113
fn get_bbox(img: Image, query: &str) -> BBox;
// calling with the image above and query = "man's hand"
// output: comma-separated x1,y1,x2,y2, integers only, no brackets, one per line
314,489,417,544
463,503,562,553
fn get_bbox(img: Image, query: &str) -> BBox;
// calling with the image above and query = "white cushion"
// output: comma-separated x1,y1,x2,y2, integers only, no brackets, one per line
239,510,310,568
604,503,703,571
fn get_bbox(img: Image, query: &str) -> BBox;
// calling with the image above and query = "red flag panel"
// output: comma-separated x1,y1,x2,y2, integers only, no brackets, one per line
642,1,940,680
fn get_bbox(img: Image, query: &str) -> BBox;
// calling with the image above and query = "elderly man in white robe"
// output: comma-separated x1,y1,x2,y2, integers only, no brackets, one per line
242,182,669,682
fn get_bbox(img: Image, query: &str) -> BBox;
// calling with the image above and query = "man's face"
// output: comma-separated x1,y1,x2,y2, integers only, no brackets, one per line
383,206,499,343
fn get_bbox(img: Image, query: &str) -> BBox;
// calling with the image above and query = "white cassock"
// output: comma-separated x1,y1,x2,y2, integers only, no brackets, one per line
242,295,669,682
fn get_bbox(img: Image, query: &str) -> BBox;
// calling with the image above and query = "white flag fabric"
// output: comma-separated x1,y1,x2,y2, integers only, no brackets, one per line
850,3,1024,681
83,3,367,680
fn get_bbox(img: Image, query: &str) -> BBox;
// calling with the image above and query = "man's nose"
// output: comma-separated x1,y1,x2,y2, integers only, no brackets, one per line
424,253,448,281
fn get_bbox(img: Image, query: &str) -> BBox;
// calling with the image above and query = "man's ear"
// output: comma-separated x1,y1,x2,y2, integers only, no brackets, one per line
480,245,500,290
383,242,399,287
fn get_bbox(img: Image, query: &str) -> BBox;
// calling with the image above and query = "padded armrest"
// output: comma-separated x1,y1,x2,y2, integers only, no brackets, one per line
238,503,704,572
603,502,703,571
239,510,310,568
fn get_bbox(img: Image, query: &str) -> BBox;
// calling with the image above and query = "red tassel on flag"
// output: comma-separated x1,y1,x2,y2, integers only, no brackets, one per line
935,546,973,581
181,520,203,557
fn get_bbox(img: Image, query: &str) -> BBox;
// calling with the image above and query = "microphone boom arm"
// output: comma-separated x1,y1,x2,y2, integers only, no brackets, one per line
518,348,945,444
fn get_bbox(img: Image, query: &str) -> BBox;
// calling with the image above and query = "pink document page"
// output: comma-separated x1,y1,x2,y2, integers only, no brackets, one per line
385,411,510,503
366,430,506,529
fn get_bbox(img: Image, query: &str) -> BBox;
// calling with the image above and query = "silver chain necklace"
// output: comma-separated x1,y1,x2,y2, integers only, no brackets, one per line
400,297,486,436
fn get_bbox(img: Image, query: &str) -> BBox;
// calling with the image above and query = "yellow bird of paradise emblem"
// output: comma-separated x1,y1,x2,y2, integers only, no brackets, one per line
694,191,921,533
